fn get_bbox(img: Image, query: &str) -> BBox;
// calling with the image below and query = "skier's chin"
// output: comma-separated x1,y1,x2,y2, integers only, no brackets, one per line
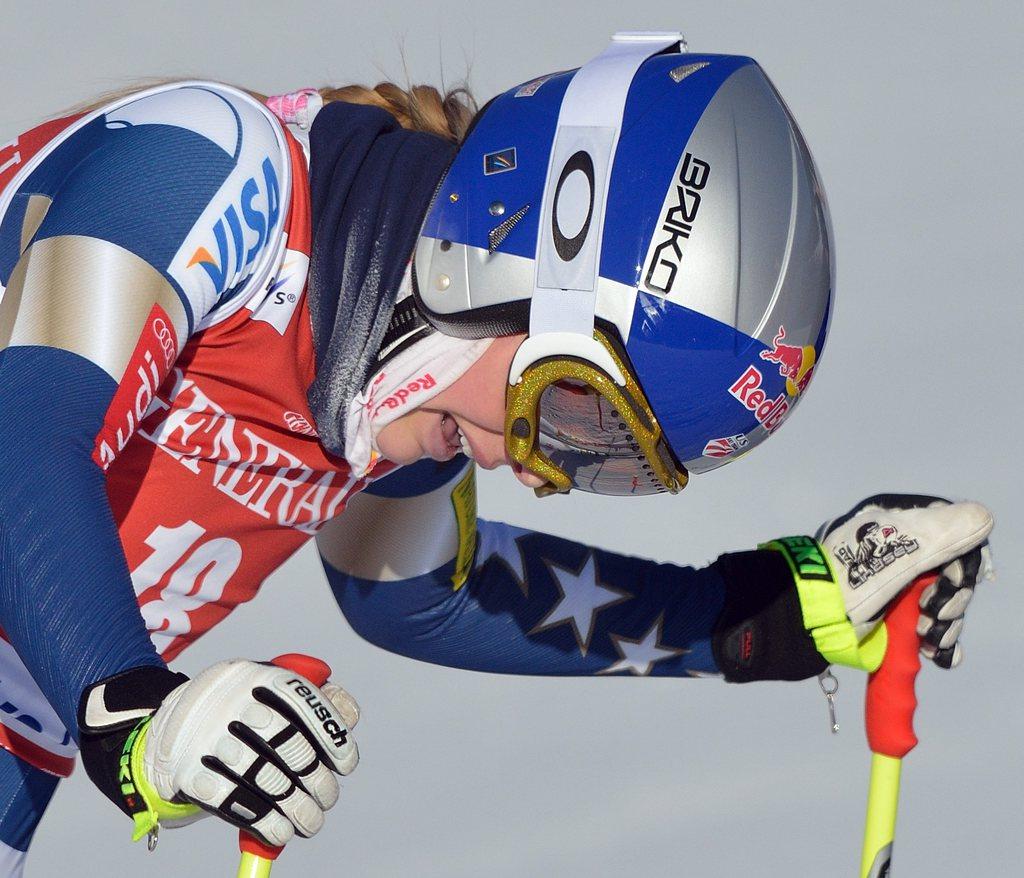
512,462,546,489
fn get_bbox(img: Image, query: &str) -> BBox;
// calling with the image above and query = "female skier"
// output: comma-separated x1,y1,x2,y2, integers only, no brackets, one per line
0,32,992,875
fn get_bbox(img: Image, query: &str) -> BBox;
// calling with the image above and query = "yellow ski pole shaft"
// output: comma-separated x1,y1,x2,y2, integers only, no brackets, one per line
859,574,935,878
237,850,274,878
235,654,333,878
860,753,902,877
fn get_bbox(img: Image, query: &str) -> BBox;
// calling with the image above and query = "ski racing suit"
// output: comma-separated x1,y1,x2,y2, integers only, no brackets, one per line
0,83,775,873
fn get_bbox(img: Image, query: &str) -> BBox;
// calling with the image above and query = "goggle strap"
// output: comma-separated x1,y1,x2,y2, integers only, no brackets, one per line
528,32,684,344
508,331,626,386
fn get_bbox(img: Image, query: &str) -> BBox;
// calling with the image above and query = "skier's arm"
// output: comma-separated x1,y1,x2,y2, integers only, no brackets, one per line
0,83,288,735
319,457,825,680
322,460,992,681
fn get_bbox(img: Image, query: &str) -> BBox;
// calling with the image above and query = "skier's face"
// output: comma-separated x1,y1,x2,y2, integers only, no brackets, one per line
375,334,546,489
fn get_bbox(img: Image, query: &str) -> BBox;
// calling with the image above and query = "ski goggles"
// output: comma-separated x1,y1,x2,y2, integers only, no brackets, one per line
505,331,689,497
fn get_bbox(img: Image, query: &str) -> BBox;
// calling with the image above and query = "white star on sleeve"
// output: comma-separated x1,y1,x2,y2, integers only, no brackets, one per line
530,552,632,655
598,615,689,676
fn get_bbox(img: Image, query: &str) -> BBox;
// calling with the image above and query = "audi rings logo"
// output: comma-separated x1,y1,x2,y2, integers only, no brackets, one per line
284,411,318,437
151,317,176,368
551,150,595,262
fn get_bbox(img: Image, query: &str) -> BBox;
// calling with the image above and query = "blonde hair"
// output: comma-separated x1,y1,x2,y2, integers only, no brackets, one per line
69,79,477,144
319,82,476,143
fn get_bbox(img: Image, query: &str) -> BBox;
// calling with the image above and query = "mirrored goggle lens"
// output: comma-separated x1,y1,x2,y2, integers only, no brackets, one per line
535,379,671,496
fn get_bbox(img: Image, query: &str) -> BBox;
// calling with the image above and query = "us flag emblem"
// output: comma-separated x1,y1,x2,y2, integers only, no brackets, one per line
702,434,749,458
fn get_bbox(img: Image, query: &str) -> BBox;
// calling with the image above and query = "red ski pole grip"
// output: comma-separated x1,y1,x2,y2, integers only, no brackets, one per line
864,574,937,758
267,653,332,687
238,653,333,860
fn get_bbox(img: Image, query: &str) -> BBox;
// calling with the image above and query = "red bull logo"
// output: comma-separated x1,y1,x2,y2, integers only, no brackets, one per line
728,366,790,433
759,325,816,397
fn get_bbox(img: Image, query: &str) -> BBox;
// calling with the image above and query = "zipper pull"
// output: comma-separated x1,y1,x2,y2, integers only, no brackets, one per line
817,669,840,734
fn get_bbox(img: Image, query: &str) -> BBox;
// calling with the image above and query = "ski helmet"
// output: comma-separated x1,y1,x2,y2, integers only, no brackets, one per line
413,32,834,496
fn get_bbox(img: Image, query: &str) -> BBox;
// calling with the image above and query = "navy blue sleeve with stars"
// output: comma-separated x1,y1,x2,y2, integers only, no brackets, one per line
320,457,726,678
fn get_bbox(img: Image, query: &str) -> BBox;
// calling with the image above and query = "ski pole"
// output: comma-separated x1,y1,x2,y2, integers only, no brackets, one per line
859,573,937,878
236,653,333,878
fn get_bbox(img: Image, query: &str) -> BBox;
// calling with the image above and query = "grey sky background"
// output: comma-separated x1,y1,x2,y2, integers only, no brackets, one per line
3,1,1022,875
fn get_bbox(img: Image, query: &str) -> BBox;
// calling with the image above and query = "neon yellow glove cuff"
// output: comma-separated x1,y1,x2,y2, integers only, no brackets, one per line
761,536,887,673
124,719,202,843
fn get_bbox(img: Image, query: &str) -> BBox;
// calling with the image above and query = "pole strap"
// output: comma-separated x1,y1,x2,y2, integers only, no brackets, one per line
761,535,887,672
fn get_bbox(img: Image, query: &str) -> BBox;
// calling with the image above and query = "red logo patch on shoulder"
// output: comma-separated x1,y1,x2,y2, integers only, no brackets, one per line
93,304,178,470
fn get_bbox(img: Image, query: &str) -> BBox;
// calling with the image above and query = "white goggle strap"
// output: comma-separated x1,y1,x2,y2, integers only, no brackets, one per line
509,31,684,387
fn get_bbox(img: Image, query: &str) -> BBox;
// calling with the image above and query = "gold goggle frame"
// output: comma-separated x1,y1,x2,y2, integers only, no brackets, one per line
504,331,689,497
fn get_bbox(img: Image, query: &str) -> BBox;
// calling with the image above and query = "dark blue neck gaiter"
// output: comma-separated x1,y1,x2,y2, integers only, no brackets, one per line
306,101,455,457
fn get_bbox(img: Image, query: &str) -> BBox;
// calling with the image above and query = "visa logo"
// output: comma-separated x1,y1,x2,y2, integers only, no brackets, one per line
187,157,280,291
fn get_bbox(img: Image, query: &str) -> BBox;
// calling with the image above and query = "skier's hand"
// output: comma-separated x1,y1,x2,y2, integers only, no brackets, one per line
816,495,993,669
79,659,359,846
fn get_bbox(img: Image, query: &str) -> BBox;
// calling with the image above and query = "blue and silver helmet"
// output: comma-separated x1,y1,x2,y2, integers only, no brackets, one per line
413,32,834,496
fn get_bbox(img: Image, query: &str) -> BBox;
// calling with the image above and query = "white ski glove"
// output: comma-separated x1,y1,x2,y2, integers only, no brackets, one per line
80,658,359,847
816,494,994,669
